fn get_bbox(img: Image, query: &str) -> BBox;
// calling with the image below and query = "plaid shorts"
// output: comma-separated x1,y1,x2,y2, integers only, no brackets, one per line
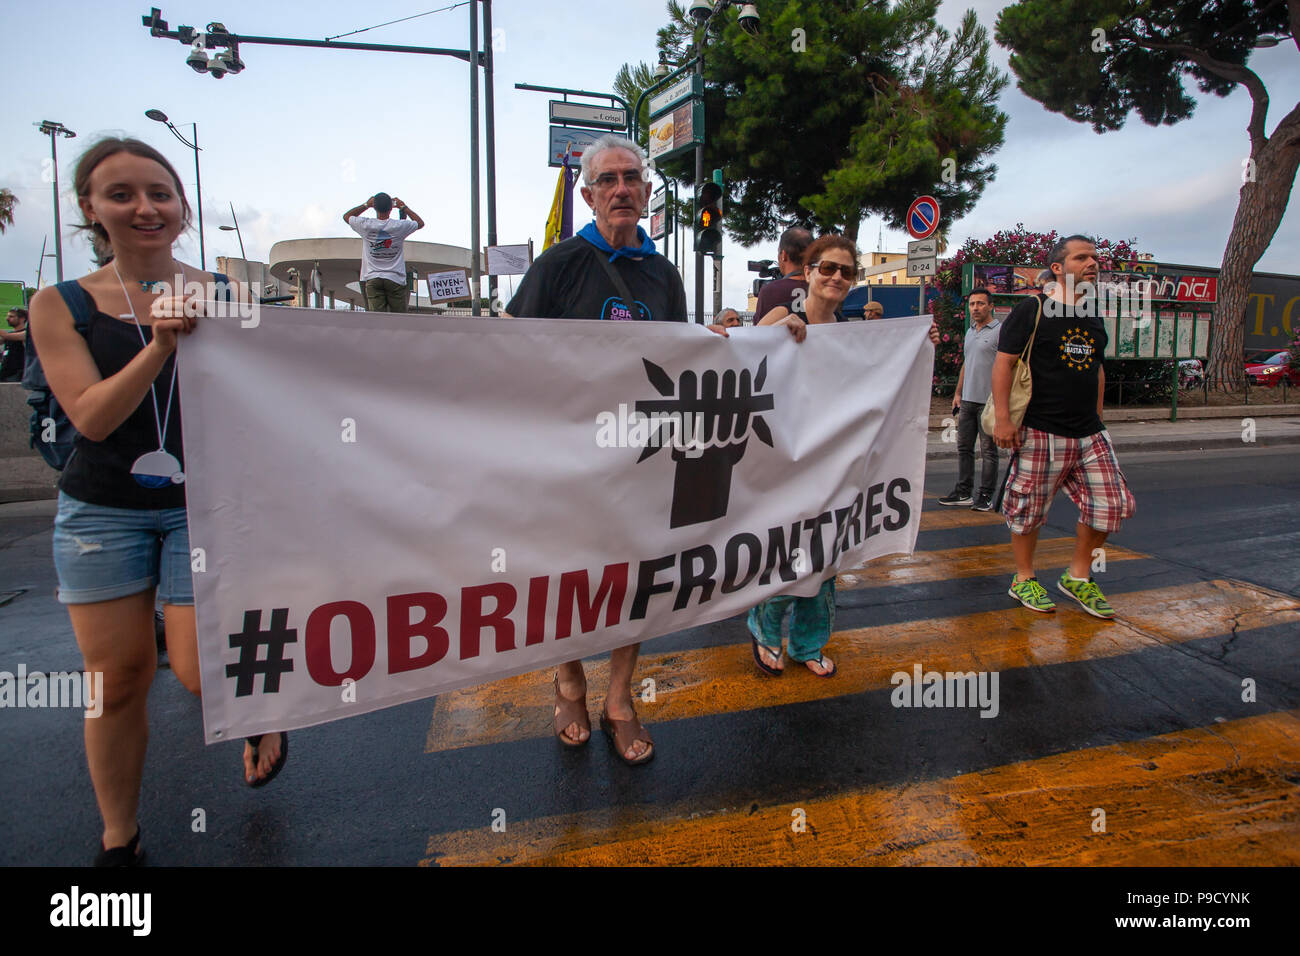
1003,426,1136,535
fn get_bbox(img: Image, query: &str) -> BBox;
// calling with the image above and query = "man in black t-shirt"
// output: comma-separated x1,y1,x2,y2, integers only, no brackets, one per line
0,308,27,382
506,230,687,323
991,235,1135,619
507,134,732,765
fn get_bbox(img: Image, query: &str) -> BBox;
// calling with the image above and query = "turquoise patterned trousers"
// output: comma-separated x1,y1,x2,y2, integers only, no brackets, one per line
746,578,836,662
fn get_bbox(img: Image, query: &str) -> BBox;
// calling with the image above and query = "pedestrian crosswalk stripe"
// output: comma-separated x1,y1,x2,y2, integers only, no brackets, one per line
918,507,1009,530
836,536,1144,589
419,709,1300,866
424,578,1300,755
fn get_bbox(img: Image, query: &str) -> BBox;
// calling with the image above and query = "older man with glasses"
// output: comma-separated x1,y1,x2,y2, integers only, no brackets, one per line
505,134,733,764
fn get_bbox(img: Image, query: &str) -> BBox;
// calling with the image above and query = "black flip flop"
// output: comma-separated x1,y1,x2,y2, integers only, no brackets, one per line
751,635,784,676
245,732,289,788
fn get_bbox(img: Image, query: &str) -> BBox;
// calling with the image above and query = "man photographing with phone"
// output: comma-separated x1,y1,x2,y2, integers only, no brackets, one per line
343,192,425,312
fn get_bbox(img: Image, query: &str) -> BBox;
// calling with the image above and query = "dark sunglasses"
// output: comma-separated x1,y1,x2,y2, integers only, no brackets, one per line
810,260,855,281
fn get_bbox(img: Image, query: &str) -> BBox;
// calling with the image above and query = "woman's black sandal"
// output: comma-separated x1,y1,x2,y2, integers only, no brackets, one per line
245,732,289,788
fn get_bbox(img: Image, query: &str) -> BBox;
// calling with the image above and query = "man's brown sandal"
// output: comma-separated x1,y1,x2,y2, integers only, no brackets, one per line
599,707,655,766
553,676,590,747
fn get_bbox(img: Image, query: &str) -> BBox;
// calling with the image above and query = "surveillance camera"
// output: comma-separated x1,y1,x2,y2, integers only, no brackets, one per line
689,1,713,25
737,3,760,36
186,39,209,73
218,48,244,75
206,54,227,78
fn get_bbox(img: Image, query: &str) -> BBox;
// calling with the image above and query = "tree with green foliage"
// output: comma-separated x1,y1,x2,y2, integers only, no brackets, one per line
623,0,1008,245
0,188,16,234
996,0,1299,389
614,61,661,146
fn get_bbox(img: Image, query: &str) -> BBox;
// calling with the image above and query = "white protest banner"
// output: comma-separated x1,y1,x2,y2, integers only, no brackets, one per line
178,312,933,743
426,269,470,302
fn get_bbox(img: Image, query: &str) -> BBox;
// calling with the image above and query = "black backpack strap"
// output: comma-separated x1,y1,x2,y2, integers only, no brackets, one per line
22,281,92,393
210,271,233,301
593,254,644,321
54,280,93,335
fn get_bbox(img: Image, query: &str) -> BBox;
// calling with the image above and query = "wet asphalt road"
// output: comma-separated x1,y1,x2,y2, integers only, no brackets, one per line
1,444,1296,866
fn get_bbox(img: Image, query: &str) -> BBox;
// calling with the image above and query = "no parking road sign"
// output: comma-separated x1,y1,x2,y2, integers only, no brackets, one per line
906,196,940,240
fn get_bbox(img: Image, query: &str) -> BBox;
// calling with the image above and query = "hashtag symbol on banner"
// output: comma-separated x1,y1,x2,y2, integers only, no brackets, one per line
225,608,297,697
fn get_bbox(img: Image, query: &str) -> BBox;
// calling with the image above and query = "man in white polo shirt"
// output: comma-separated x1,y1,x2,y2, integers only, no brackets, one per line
939,288,1001,511
342,192,425,312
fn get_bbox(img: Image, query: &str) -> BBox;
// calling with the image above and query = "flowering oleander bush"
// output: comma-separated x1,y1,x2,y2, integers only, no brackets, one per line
930,224,1170,404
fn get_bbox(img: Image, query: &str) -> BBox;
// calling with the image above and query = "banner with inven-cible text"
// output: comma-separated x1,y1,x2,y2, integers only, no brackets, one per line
178,310,934,743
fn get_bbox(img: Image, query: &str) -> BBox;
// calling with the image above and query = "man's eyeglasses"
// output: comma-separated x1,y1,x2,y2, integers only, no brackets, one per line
591,171,646,190
811,260,855,281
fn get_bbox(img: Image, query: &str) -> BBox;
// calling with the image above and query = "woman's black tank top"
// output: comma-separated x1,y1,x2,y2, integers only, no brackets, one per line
59,288,185,510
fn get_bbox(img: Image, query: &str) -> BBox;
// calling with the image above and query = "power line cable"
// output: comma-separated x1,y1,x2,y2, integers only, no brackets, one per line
326,2,469,41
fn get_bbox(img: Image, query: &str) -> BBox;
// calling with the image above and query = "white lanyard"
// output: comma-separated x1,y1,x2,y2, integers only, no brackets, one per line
110,263,185,487
111,261,177,453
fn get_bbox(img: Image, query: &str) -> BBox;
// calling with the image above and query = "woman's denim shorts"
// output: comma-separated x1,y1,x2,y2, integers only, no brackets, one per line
52,492,193,606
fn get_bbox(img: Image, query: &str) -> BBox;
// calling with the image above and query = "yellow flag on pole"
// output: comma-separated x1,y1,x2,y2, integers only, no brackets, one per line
543,147,572,251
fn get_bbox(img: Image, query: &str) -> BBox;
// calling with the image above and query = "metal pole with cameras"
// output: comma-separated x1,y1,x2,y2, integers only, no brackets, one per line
36,121,76,282
140,7,495,310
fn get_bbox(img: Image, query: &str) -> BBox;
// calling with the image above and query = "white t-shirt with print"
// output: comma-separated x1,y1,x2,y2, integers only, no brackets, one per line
347,216,421,283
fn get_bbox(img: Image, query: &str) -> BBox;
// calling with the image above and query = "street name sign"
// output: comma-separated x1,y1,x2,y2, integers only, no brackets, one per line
649,74,703,118
549,101,627,131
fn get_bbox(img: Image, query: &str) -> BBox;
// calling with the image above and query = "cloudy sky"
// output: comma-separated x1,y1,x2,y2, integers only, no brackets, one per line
2,0,1296,312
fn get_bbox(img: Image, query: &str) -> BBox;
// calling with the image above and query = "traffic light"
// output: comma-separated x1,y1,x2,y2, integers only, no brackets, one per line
695,178,723,255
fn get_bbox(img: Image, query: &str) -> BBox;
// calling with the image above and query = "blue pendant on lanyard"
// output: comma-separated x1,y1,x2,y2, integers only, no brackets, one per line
130,449,185,487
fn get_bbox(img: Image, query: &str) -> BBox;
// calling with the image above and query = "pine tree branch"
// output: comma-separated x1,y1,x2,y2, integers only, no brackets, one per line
1115,24,1273,153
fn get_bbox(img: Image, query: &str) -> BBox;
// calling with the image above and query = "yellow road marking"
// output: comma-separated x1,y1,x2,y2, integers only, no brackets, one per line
837,536,1144,589
918,507,1009,530
420,710,1300,866
425,579,1300,754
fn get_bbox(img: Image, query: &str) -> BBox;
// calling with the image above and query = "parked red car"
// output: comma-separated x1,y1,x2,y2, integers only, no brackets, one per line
1245,351,1300,387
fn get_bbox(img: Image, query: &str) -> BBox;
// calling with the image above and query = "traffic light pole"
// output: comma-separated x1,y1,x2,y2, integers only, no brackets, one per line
713,255,722,315
693,54,705,325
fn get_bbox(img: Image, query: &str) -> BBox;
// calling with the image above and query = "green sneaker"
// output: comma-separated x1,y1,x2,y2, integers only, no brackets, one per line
1057,573,1115,619
1009,576,1055,613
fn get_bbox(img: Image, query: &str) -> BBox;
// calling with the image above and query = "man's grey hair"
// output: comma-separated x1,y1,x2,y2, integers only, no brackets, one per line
580,134,650,186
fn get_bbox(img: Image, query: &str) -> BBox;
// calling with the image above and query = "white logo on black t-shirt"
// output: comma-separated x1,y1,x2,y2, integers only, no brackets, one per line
1059,327,1097,371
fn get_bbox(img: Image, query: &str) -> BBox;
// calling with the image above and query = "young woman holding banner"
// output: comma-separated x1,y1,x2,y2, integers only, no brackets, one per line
28,137,286,866
754,235,940,676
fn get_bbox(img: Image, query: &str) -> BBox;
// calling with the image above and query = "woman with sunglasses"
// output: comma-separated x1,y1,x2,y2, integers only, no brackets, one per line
752,235,939,675
28,137,287,866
